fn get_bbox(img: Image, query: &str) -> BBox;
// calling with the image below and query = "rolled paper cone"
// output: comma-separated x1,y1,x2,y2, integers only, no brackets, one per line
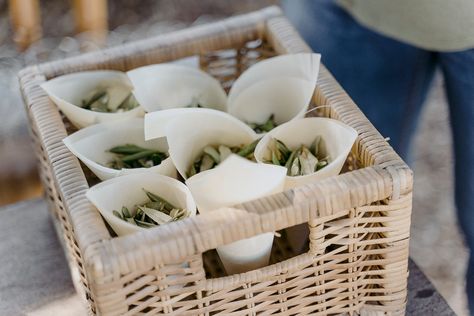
41,70,145,129
86,173,196,236
186,155,287,274
254,117,358,253
63,118,176,181
228,77,315,127
162,110,258,180
145,107,241,140
227,53,321,109
255,117,358,189
127,64,227,113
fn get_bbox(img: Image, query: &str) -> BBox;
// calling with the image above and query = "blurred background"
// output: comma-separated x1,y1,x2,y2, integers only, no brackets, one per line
0,0,468,314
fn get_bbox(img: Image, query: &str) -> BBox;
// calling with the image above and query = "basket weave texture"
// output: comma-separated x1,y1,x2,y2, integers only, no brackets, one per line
19,6,412,316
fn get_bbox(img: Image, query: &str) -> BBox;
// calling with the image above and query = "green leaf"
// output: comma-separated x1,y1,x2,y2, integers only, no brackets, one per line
117,93,139,111
134,219,156,228
271,150,281,165
310,136,321,156
290,157,301,176
139,206,172,225
276,139,291,158
237,138,259,157
284,149,298,175
143,189,176,211
82,90,107,108
109,144,151,155
203,146,221,163
299,146,318,175
316,160,329,171
121,150,160,163
260,114,276,132
199,154,215,172
121,206,131,218
218,145,233,161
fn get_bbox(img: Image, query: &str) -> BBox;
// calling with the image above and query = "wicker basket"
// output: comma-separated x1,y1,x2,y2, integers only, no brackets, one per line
19,6,412,315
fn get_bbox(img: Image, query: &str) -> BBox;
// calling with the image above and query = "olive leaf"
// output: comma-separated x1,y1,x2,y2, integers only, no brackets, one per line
107,144,168,170
112,190,189,228
187,140,260,177
265,136,330,176
81,88,139,113
247,114,277,133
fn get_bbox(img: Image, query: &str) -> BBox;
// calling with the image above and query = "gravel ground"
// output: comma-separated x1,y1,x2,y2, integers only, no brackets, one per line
0,1,470,314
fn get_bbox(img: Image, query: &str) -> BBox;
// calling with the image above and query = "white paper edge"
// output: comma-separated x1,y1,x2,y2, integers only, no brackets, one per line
228,53,321,107
86,173,196,235
254,117,358,188
163,110,258,179
40,70,145,129
145,107,241,140
63,118,176,181
228,77,315,125
127,63,227,112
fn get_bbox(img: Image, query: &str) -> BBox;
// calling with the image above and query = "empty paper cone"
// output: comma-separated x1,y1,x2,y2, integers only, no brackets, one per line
186,155,287,274
41,70,145,129
86,173,196,236
127,64,227,112
63,118,176,181
162,110,258,179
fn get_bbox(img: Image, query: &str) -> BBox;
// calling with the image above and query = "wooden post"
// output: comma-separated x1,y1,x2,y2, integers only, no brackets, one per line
73,0,108,45
9,0,42,51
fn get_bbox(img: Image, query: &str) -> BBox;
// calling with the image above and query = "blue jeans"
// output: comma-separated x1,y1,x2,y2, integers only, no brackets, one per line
282,0,474,312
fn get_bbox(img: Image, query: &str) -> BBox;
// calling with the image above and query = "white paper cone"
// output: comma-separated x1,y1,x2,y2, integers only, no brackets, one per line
254,117,357,253
86,173,196,236
186,155,287,274
227,53,321,109
127,64,227,112
63,118,176,181
144,108,236,140
41,70,145,129
255,117,358,189
163,110,258,179
228,77,315,127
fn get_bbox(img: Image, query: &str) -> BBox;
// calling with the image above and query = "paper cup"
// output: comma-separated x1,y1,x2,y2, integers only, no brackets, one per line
127,64,227,112
254,117,358,189
63,118,176,181
162,109,258,179
186,155,287,274
41,70,145,129
86,173,196,236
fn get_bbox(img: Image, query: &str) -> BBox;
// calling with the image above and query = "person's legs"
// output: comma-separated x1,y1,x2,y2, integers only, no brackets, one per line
440,50,474,313
281,0,437,160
